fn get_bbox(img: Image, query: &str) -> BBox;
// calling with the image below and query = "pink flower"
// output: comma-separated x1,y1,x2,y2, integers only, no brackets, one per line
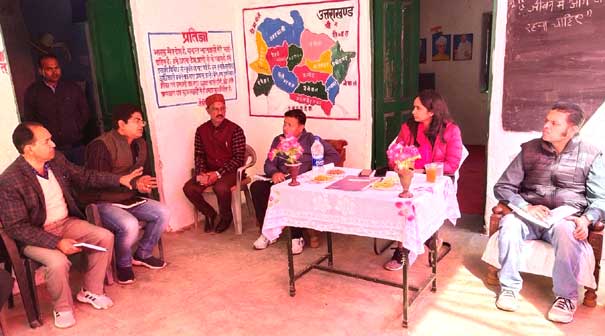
387,142,420,170
267,135,304,164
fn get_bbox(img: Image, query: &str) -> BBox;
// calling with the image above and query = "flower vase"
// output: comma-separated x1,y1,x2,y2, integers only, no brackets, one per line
285,162,302,186
397,168,414,198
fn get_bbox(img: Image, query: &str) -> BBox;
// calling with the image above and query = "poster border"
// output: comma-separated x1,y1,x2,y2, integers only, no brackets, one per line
242,0,360,121
147,31,237,109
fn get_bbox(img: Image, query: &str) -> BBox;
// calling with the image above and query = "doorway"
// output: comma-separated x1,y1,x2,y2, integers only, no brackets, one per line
371,0,419,168
1,0,142,139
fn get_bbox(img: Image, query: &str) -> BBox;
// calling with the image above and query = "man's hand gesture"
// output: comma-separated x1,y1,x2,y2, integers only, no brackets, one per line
119,167,144,189
136,175,157,193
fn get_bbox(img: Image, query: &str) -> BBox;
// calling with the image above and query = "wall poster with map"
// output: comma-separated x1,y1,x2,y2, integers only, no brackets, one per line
243,0,360,120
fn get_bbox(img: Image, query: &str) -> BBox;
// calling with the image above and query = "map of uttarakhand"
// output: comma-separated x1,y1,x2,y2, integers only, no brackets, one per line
248,10,357,116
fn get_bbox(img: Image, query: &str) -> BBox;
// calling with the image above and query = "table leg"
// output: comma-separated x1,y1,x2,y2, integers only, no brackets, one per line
431,233,438,292
287,227,296,296
402,248,409,328
327,232,334,267
373,238,395,255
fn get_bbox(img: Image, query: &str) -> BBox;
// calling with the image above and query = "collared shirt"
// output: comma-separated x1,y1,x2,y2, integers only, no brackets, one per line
29,162,51,179
44,80,58,93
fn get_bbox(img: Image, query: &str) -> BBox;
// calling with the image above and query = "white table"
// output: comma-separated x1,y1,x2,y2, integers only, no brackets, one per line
262,168,461,327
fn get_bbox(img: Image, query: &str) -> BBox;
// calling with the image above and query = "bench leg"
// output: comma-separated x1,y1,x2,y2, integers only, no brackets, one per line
486,265,499,286
583,287,597,307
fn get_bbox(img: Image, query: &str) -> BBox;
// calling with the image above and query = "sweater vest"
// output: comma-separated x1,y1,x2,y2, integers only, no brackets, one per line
520,137,600,210
199,119,237,171
95,130,147,202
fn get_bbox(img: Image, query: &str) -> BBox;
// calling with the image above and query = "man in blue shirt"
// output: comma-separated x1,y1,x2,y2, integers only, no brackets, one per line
250,109,340,254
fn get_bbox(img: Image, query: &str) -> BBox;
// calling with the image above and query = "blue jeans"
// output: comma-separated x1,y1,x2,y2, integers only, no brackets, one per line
497,213,583,299
96,198,169,268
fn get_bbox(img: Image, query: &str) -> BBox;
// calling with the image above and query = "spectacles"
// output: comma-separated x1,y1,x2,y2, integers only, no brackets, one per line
130,117,146,125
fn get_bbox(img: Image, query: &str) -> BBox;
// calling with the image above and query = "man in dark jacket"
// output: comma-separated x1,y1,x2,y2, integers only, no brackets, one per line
250,109,340,254
0,122,140,328
492,102,605,323
24,54,92,165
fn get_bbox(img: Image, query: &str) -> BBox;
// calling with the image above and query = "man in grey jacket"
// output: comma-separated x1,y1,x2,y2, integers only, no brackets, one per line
493,102,605,323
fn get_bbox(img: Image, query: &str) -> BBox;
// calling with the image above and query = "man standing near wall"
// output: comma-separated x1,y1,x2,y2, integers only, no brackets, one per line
183,93,246,234
24,54,92,165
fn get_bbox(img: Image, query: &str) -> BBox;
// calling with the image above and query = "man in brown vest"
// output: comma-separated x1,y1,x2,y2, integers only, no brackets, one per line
183,93,246,234
80,104,169,285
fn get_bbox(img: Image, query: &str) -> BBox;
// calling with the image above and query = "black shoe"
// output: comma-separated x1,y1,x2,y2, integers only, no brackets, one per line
132,255,167,270
204,213,216,233
116,266,135,285
214,218,232,234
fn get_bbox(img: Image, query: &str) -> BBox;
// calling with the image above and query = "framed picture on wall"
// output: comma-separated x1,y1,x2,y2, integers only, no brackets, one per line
419,38,426,64
453,33,473,61
431,33,451,62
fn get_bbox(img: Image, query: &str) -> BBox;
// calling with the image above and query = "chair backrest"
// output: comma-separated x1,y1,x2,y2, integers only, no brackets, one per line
453,145,469,191
244,144,257,169
324,139,348,167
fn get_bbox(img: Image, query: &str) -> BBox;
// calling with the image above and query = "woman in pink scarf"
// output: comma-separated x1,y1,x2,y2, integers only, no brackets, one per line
384,89,463,271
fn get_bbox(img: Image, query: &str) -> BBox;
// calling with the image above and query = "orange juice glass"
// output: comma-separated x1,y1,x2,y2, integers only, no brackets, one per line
424,163,443,183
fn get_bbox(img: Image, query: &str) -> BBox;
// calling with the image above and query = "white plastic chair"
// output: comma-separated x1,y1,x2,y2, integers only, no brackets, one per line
194,144,256,234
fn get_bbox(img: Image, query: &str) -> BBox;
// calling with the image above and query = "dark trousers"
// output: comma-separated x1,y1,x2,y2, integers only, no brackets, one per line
0,269,13,310
183,172,237,222
250,180,302,238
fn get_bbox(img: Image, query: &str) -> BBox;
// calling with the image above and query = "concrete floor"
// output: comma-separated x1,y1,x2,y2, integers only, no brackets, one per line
5,213,605,335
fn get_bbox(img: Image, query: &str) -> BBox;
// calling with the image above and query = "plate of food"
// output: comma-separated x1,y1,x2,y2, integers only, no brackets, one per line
326,168,346,176
371,177,398,190
310,174,335,183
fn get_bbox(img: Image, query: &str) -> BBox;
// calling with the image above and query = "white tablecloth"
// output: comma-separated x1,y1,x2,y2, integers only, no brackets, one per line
262,168,461,264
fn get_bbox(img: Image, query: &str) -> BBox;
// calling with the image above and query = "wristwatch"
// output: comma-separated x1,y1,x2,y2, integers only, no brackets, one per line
215,171,222,179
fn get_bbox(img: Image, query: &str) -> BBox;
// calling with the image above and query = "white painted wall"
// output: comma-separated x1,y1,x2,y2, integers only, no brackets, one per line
419,0,492,145
0,32,21,171
129,0,373,230
485,0,605,231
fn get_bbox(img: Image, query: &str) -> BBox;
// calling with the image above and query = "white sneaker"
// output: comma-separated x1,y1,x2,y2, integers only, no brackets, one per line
547,297,577,323
496,289,519,312
291,238,305,255
253,234,276,250
53,309,76,329
76,289,114,309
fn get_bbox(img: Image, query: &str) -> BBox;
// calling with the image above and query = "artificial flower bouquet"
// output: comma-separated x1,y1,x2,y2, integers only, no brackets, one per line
268,136,304,164
386,142,421,171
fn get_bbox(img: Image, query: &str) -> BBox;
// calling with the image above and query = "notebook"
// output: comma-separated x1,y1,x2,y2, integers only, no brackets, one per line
111,196,147,209
325,176,379,191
